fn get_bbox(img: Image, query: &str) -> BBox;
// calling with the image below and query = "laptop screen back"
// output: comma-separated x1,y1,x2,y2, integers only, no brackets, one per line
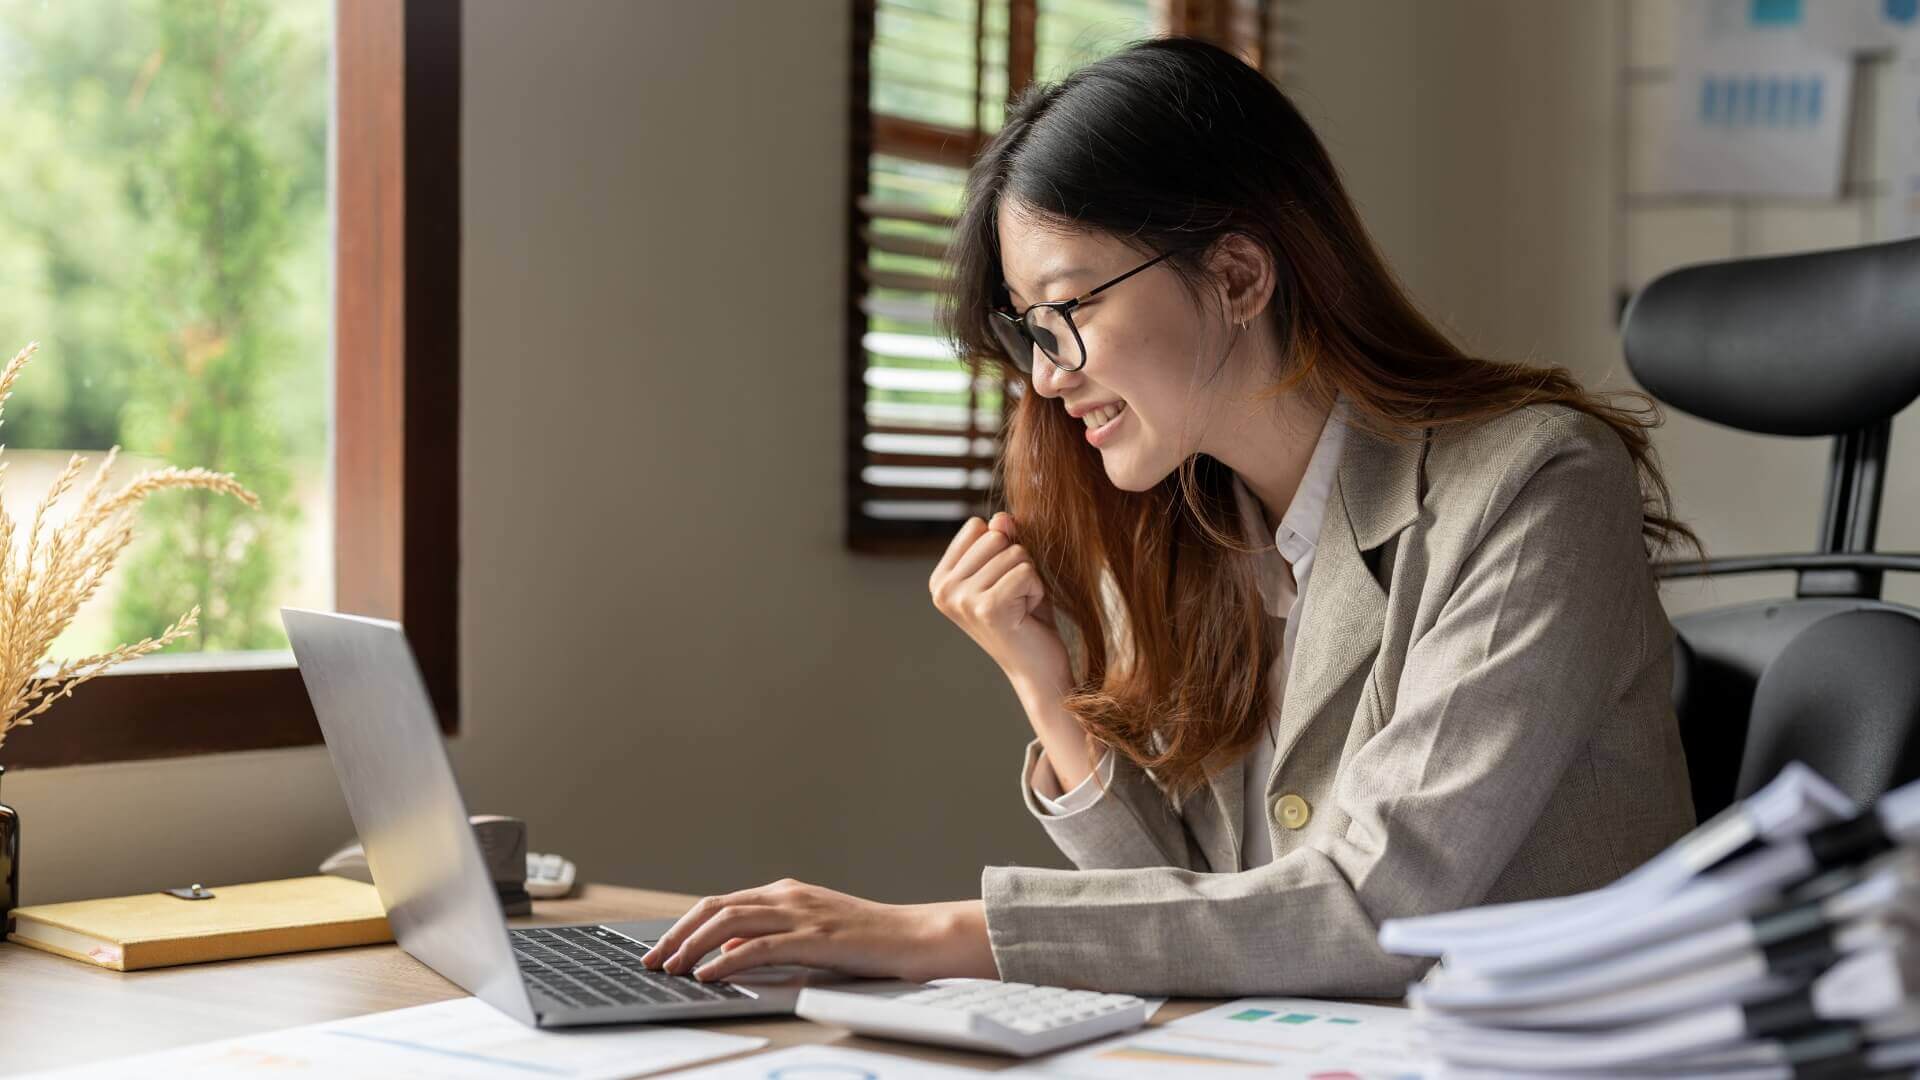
283,607,535,1024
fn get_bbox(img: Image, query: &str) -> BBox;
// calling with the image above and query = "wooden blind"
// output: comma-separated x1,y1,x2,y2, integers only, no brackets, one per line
846,0,1271,553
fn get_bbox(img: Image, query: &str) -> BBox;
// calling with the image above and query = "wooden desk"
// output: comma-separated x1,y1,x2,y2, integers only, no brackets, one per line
0,883,1217,1075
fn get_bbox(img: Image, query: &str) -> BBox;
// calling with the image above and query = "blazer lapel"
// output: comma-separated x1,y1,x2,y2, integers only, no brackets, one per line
1198,417,1428,868
1274,420,1426,764
1196,746,1247,873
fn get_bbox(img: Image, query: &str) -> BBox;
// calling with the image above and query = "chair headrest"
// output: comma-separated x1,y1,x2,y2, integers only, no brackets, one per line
1621,237,1920,437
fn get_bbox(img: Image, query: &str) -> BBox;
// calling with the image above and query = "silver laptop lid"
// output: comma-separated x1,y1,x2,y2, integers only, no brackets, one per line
283,607,536,1025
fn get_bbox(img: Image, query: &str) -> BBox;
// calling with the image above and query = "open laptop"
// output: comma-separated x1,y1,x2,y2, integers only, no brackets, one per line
283,607,864,1027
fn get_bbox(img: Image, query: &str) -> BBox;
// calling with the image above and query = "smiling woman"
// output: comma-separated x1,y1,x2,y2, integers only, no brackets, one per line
652,36,1705,999
846,0,1267,548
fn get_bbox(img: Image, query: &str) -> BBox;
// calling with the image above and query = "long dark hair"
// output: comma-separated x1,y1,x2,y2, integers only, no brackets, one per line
940,37,1703,799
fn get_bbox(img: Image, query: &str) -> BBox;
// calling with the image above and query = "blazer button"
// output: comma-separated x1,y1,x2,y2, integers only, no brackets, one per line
1272,793,1311,830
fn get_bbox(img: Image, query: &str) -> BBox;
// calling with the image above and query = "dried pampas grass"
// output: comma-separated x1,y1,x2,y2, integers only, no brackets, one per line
0,342,261,754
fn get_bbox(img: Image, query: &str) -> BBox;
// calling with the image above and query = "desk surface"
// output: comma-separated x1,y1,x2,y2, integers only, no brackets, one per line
0,883,1218,1075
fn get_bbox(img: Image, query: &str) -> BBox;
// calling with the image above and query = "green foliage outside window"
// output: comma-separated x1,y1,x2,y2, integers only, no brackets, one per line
0,0,329,654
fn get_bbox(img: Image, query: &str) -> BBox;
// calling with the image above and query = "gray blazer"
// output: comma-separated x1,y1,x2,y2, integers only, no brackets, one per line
979,403,1697,998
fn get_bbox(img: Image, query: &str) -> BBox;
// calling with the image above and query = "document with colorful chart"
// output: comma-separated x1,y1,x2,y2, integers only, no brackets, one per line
1004,996,1425,1079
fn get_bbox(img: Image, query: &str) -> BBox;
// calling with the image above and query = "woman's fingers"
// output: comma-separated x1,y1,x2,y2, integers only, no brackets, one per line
931,517,988,583
659,904,790,976
927,508,1067,692
967,541,1031,596
692,932,817,982
641,883,781,969
632,877,928,984
941,527,1011,585
981,560,1043,618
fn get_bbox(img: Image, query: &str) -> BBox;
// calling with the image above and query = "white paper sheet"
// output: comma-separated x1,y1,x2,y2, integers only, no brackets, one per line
667,1044,987,1078
16,996,767,1079
1659,42,1853,197
1654,0,1855,198
1005,997,1426,1079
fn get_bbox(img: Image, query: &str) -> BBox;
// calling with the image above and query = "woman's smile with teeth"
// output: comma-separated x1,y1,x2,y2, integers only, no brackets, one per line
1084,402,1127,428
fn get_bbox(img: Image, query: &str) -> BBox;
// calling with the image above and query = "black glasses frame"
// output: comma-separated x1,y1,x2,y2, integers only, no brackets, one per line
990,250,1173,374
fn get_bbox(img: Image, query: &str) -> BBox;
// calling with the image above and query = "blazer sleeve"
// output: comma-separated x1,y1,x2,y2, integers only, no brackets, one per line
1029,747,1115,816
1016,737,1209,870
981,413,1653,998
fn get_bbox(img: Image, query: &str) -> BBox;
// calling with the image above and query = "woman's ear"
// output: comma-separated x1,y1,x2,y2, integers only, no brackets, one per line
1206,232,1276,327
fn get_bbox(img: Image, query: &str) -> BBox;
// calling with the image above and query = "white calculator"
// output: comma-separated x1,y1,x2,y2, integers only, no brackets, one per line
795,979,1147,1057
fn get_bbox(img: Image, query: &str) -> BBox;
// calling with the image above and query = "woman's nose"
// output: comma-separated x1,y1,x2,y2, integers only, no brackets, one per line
1030,354,1079,400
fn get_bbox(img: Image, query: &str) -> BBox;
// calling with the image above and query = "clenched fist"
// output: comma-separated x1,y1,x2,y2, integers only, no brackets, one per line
929,511,1071,698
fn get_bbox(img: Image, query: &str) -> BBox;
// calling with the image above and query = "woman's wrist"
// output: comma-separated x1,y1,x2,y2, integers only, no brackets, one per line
1007,666,1070,710
906,899,998,982
1009,677,1095,789
1009,672,1083,745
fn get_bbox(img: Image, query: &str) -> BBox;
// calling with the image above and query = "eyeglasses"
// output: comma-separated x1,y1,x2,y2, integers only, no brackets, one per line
989,250,1172,374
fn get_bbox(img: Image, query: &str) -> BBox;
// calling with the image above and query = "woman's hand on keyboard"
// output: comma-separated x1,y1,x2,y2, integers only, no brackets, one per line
637,878,997,985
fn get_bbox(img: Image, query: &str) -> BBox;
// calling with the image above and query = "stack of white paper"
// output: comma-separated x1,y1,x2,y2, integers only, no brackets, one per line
1377,764,1920,1078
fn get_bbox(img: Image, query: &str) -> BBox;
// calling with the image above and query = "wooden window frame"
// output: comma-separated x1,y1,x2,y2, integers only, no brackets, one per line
845,0,1267,556
3,0,462,770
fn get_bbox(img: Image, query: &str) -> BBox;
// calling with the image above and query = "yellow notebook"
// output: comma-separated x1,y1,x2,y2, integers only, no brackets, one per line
4,875,393,971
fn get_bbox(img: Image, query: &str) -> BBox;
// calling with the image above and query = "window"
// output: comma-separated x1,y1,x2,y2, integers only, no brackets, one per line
1,0,331,657
1,0,460,769
846,0,1274,553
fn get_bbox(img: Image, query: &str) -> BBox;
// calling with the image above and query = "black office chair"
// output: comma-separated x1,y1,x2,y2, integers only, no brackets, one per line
1621,236,1920,819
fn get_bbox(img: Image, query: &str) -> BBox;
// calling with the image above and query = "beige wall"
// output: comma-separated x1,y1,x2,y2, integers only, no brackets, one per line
12,1,1914,910
1288,0,1618,383
1281,0,1420,273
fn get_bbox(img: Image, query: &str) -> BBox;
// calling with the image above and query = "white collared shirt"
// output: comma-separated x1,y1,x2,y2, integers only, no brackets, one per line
1027,393,1352,869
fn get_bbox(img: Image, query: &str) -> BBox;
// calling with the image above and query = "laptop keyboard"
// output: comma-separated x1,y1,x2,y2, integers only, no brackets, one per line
510,925,748,1010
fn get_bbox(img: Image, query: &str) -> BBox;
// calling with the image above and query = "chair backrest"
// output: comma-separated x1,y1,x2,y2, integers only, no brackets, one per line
1623,237,1920,820
1736,609,1920,807
1622,237,1920,437
1669,599,1899,816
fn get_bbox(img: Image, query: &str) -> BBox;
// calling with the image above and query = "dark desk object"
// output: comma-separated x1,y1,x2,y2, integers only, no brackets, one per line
0,765,16,926
0,882,1217,1076
1622,236,1920,818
